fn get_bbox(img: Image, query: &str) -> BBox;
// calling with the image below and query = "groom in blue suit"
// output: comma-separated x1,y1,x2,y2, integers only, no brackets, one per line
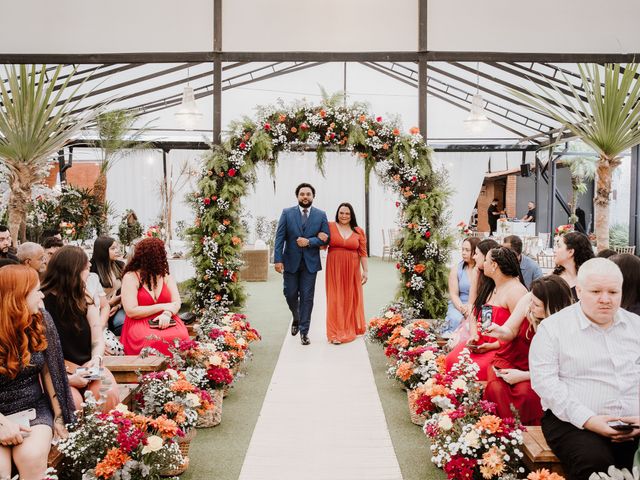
274,183,330,345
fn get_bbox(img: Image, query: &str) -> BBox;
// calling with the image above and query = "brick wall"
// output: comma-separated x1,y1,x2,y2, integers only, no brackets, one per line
505,174,517,218
45,162,101,190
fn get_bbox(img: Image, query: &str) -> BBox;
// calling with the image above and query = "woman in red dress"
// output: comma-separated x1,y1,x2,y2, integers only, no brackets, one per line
445,247,527,380
120,238,189,356
325,203,368,344
484,275,573,425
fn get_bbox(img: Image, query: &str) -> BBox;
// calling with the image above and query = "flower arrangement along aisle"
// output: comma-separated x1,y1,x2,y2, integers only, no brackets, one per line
167,339,234,427
187,98,452,326
388,342,441,390
423,399,526,480
366,309,405,346
56,397,183,480
384,319,436,359
412,348,481,418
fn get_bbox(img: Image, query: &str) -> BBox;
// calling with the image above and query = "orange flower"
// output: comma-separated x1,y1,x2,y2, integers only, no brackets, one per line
392,128,400,136
425,382,450,397
479,446,505,479
476,415,503,434
396,362,414,381
527,469,566,480
400,267,406,273
291,127,298,133
278,114,287,122
95,448,130,478
419,193,427,199
319,109,327,118
367,129,375,137
414,264,426,274
358,114,366,123
151,415,180,438
223,219,231,226
409,126,420,135
171,379,196,393
382,143,389,150
403,190,413,198
411,320,430,330
231,236,242,245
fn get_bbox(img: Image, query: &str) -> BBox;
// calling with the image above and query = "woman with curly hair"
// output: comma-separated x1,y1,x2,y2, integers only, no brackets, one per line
552,231,595,299
120,237,188,355
42,246,120,411
0,265,74,480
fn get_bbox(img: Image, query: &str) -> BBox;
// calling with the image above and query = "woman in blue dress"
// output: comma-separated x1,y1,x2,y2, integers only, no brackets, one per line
442,237,480,335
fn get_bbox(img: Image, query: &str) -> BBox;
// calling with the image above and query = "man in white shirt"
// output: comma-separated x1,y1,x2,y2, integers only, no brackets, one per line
529,258,640,480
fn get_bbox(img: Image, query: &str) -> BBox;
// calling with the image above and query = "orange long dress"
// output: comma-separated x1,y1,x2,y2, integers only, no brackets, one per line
325,222,367,343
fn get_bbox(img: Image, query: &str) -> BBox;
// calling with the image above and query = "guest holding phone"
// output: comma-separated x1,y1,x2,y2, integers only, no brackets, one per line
0,265,74,480
90,236,126,335
484,275,574,425
41,246,120,412
529,259,640,479
445,247,527,380
120,238,189,356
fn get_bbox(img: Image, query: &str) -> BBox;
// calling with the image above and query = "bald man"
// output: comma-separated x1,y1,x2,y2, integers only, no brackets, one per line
530,258,640,479
17,242,47,274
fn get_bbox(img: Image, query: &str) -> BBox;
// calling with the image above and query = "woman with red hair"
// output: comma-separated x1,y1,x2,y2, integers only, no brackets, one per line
0,265,74,480
120,238,189,355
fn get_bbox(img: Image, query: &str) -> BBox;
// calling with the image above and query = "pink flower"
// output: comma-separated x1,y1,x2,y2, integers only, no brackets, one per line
239,141,246,150
264,123,271,131
395,201,400,207
376,116,382,122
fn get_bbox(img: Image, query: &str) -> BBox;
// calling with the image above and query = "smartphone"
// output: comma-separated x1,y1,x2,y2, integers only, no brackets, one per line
149,317,177,328
492,366,502,376
76,366,101,381
480,305,493,332
5,408,36,436
607,420,638,432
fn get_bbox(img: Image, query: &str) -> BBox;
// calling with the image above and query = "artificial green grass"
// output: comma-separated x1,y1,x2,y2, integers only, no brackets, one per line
182,269,290,479
364,258,446,480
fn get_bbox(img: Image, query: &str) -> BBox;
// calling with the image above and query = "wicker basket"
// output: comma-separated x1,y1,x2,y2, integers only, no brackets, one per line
197,389,223,428
160,429,196,477
407,389,427,426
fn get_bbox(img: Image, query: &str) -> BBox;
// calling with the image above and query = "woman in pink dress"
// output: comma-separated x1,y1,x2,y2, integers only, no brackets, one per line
120,238,189,356
445,247,527,380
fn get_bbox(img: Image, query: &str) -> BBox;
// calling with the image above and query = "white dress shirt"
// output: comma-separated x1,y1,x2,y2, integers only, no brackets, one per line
529,303,640,429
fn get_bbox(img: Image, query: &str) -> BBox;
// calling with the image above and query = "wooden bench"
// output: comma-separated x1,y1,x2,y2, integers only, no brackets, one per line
186,322,199,337
103,355,166,384
523,426,564,474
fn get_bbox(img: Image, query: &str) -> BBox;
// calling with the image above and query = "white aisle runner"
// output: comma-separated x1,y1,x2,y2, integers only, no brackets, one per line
238,268,403,480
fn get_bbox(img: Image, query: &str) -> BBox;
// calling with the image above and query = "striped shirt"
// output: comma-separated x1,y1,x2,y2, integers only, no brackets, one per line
529,303,640,429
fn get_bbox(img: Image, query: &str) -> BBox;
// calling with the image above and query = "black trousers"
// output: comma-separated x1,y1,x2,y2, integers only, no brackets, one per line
541,410,638,480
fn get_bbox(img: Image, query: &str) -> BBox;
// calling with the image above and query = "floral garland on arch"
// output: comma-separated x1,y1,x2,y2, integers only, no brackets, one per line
188,99,452,325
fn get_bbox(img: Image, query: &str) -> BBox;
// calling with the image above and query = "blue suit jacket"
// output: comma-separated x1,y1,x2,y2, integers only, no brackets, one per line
273,206,330,273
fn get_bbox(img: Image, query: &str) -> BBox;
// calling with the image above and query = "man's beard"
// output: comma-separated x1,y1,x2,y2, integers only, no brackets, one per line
298,199,312,208
0,246,8,254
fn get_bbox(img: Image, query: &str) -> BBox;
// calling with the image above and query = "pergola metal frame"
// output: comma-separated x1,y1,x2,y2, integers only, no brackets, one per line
2,0,639,248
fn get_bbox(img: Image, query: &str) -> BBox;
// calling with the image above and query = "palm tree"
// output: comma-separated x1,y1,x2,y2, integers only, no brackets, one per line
512,63,640,250
93,109,151,204
0,65,93,244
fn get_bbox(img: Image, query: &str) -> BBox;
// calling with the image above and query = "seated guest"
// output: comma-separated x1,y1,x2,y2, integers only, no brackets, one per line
596,248,618,259
446,246,527,380
120,237,189,356
521,201,536,222
553,231,595,299
41,246,119,411
0,265,74,480
484,275,574,425
442,237,480,335
16,242,47,275
91,236,126,336
41,236,63,267
0,225,18,261
529,258,640,480
610,254,640,315
503,234,543,289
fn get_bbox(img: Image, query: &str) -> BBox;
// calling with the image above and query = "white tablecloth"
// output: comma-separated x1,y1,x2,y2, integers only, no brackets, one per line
500,221,536,236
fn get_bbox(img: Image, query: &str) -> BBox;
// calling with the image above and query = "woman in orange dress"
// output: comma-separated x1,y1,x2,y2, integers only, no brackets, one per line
120,238,189,356
325,202,368,344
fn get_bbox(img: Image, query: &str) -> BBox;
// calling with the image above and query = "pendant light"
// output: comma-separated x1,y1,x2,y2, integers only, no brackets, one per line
174,68,203,130
464,63,491,135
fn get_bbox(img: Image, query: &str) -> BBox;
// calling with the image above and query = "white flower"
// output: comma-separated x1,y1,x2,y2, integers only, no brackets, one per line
114,403,129,413
165,368,179,378
437,415,453,431
400,328,411,338
209,355,222,366
451,378,467,391
237,338,247,346
420,350,435,362
141,435,163,454
462,430,481,448
384,311,394,319
185,393,201,407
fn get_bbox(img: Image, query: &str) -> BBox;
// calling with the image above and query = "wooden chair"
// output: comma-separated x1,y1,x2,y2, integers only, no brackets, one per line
103,355,167,384
381,229,391,261
537,253,555,270
613,245,636,255
523,426,564,475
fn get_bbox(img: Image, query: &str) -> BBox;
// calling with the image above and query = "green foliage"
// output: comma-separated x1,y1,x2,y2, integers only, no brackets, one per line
609,223,629,248
188,102,451,324
95,109,153,174
118,209,143,247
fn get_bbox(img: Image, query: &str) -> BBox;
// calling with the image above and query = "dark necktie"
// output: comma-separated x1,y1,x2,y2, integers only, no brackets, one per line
302,208,308,226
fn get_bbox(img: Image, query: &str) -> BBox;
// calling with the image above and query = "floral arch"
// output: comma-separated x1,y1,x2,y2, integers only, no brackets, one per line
188,100,452,326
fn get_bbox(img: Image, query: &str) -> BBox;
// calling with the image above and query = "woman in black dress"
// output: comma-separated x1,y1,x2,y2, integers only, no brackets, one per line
0,265,74,480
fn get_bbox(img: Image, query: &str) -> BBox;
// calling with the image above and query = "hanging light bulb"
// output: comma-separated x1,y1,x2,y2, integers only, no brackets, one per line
464,63,491,135
174,82,203,130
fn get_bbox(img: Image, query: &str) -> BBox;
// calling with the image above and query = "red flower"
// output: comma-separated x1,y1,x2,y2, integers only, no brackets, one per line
411,176,417,182
203,197,211,205
376,116,382,122
395,263,400,269
264,123,271,131
395,201,400,207
228,168,237,177
300,123,310,130
425,231,431,238
212,195,218,201
239,142,246,150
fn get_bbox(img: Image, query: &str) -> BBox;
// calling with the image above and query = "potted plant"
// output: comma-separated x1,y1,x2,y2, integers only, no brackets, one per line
118,209,143,255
